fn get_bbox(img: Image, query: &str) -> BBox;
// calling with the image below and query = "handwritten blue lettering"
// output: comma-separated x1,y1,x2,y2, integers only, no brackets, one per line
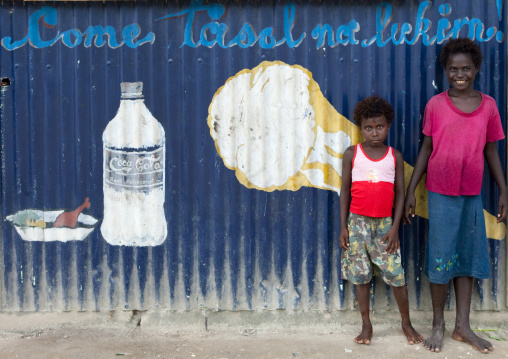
448,18,498,42
282,4,306,47
157,0,226,48
312,24,336,48
2,7,58,49
406,1,433,45
361,2,392,47
122,24,154,48
258,27,277,49
60,29,82,48
82,26,123,48
1,7,155,50
312,20,359,48
0,2,503,51
200,22,228,48
337,21,360,46
361,1,502,47
157,1,305,49
227,23,258,48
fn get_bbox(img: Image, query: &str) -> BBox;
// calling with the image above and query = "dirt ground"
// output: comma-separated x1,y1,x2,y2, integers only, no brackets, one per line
0,311,507,359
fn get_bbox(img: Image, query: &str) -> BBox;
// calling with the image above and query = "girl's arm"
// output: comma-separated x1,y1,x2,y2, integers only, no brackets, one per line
404,135,433,223
392,149,405,230
383,149,404,254
339,146,354,250
484,142,508,222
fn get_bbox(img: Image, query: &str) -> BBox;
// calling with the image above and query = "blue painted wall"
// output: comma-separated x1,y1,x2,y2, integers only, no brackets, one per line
0,0,506,311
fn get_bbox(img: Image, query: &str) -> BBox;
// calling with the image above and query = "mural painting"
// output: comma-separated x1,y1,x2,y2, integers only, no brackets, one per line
101,82,167,246
6,198,97,242
6,61,505,247
5,81,167,247
0,1,505,311
208,61,506,240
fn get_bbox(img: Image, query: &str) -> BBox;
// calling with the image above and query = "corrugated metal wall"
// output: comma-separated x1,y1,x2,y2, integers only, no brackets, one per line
0,0,506,312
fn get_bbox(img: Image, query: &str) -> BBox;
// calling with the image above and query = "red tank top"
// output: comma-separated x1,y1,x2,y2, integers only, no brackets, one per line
350,144,396,218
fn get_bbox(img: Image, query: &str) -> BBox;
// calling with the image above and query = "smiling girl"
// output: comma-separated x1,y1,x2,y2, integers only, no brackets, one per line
405,38,507,354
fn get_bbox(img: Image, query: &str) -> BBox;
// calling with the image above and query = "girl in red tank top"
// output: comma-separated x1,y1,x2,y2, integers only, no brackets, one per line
339,96,422,346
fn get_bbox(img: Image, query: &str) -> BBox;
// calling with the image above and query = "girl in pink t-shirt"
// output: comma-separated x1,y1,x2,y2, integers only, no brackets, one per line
405,38,507,355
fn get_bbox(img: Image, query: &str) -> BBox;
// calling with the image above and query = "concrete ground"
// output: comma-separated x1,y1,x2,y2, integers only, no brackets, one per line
0,310,507,359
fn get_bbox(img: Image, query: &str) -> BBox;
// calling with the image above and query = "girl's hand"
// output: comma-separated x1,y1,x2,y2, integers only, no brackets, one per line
383,227,400,255
497,193,507,223
404,192,416,224
339,228,350,251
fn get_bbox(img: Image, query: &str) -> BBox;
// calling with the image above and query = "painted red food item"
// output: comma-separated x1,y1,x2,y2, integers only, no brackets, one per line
53,198,91,228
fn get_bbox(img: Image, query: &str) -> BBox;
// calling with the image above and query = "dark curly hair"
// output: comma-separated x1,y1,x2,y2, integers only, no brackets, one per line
439,38,483,69
353,96,394,127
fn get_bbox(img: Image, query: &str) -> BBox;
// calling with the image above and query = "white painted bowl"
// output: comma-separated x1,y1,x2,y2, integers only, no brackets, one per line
6,209,99,242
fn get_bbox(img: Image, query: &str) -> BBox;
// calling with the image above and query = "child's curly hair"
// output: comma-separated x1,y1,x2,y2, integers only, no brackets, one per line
353,96,394,127
439,38,483,69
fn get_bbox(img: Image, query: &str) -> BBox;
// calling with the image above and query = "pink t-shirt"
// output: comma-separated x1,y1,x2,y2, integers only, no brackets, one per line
423,90,505,196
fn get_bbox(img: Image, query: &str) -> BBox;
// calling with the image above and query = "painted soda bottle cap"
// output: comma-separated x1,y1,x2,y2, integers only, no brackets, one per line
121,82,143,99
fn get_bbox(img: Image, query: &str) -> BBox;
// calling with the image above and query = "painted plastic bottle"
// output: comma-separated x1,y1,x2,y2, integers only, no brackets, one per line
101,82,167,246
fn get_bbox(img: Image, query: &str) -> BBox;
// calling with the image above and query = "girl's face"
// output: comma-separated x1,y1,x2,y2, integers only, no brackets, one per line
360,115,390,147
445,53,478,93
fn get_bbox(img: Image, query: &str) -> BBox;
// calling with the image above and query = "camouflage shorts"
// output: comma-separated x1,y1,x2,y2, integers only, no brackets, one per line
341,212,405,287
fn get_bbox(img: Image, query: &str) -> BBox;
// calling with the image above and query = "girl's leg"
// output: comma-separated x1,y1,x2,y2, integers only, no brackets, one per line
355,283,372,344
452,276,493,353
424,282,449,352
391,285,423,344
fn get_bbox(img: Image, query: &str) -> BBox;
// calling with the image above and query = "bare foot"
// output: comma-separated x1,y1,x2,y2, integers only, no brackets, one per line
423,322,445,352
452,328,493,354
402,322,423,345
354,322,373,344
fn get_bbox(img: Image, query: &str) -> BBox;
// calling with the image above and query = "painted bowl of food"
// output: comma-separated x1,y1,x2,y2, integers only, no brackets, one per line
6,209,98,242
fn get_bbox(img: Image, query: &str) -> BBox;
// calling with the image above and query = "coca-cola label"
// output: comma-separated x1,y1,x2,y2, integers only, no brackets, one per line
104,146,164,192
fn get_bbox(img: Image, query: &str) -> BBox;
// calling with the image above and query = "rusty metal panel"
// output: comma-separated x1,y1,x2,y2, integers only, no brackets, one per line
0,1,506,312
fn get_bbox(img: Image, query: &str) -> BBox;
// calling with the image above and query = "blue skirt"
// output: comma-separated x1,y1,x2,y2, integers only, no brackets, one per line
425,191,490,284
